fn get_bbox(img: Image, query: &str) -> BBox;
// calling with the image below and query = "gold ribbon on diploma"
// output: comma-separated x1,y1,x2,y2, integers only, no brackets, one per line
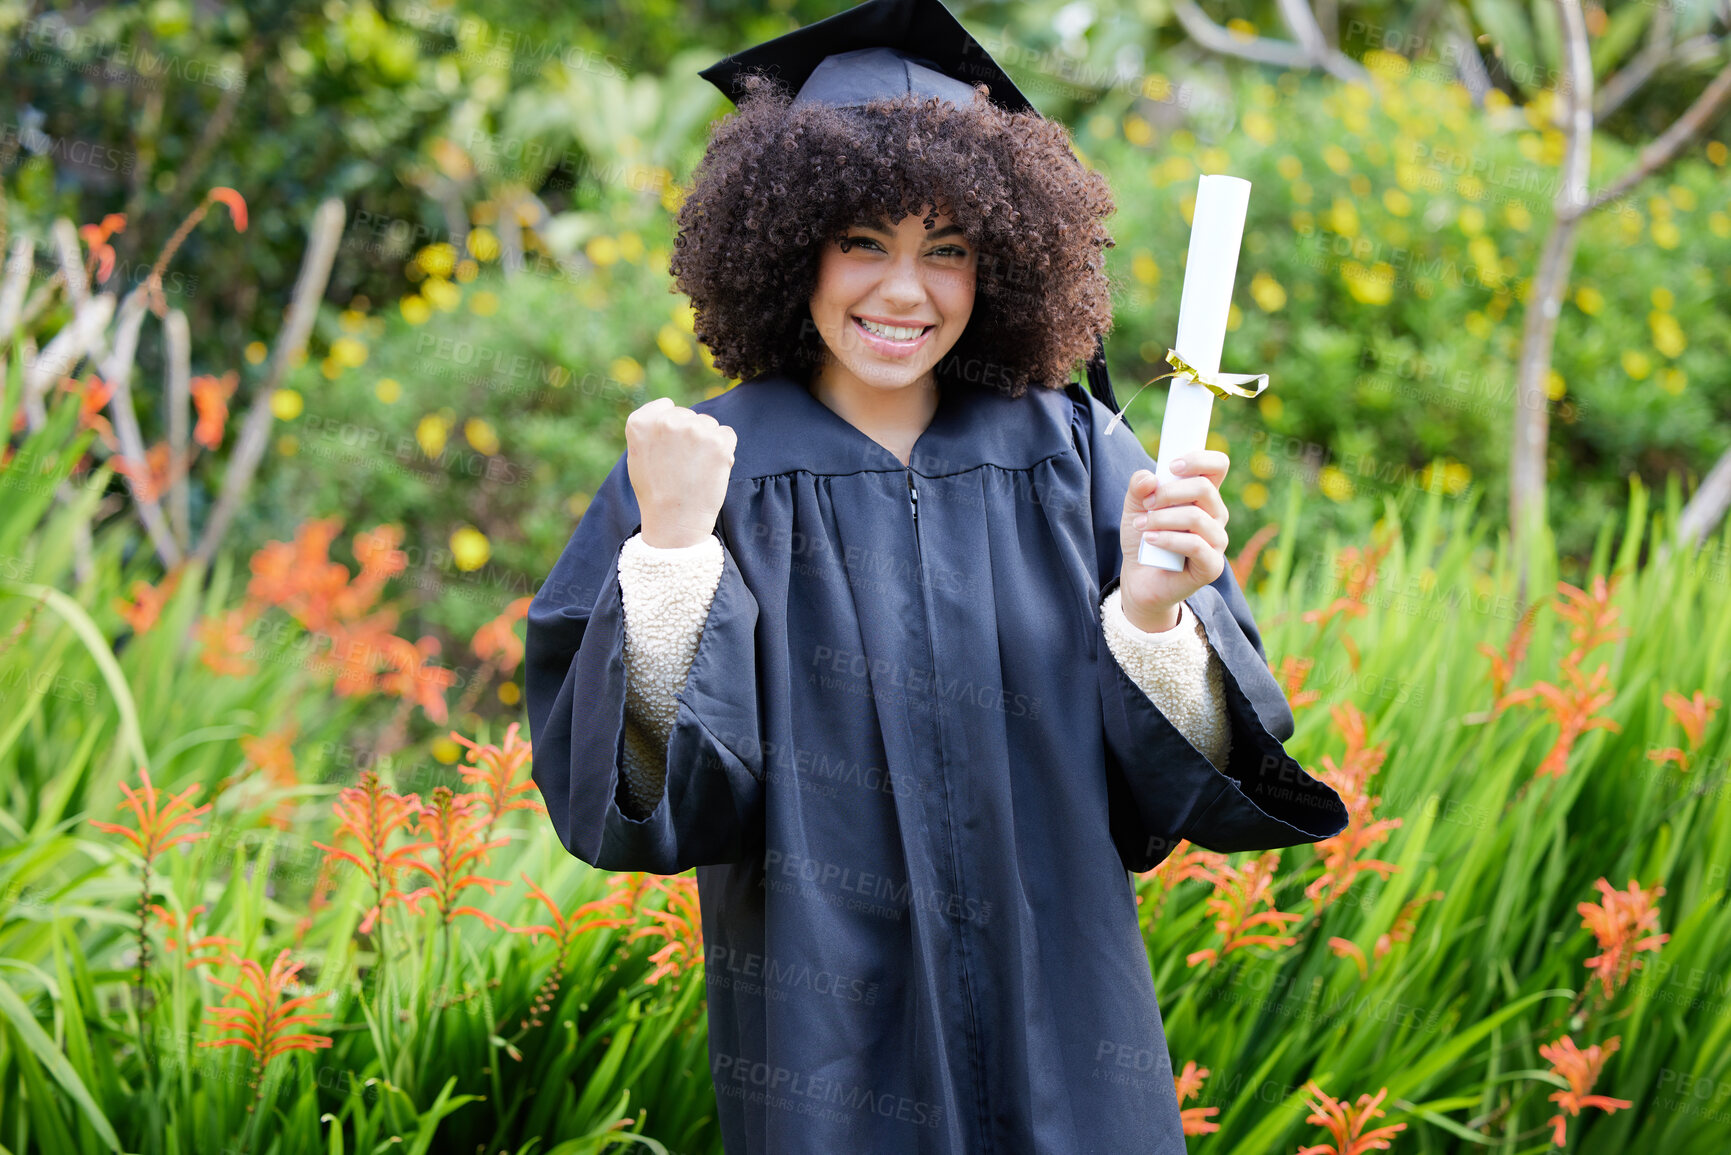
1104,347,1270,435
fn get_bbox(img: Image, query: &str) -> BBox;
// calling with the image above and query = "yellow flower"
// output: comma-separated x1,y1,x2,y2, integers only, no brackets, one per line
1226,303,1243,332
1242,482,1269,510
1226,17,1257,40
1667,185,1696,212
1132,251,1160,286
1277,155,1303,181
375,377,401,403
416,242,456,278
1258,393,1284,421
1250,270,1286,312
455,258,479,283
1364,50,1410,81
1485,89,1512,113
1323,144,1353,174
1328,197,1359,237
271,388,303,421
430,735,463,764
1620,350,1652,380
1458,205,1486,235
468,227,500,261
1504,202,1532,231
417,413,450,457
330,336,368,368
1291,210,1315,234
245,340,267,365
1546,369,1566,400
1652,219,1681,249
450,526,490,572
657,324,692,365
421,277,460,312
1250,452,1275,479
339,309,367,333
1290,180,1313,206
1468,236,1500,275
1710,212,1731,239
1342,261,1393,305
464,417,499,456
469,290,498,316
1575,286,1604,315
1465,311,1492,339
1319,465,1354,502
1142,73,1172,102
1180,193,1197,225
586,235,620,266
1708,140,1728,166
1124,114,1154,146
1649,312,1686,358
1242,112,1274,145
1659,367,1687,395
1651,287,1674,310
1382,188,1412,217
400,295,431,325
610,356,644,385
1199,147,1232,174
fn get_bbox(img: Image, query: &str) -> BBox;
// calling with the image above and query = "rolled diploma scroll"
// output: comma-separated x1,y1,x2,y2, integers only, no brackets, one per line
1141,174,1252,571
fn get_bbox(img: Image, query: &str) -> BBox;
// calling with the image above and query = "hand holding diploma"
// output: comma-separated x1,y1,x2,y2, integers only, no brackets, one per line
1111,173,1270,632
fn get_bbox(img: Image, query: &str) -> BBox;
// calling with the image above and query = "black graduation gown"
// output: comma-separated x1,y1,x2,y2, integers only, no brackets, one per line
524,371,1349,1155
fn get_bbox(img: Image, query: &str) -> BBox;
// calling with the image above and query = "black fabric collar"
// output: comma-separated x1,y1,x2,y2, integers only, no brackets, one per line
699,371,1080,480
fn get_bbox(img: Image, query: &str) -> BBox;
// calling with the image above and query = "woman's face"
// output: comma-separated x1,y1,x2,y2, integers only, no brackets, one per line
807,206,977,396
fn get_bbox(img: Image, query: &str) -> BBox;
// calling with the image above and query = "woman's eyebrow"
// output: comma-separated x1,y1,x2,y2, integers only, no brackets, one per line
857,218,967,240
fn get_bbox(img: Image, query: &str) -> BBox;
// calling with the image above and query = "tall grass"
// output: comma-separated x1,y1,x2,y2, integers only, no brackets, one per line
3,345,1729,1151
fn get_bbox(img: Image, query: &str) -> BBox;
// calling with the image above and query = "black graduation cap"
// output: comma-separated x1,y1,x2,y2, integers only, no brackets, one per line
696,0,1126,420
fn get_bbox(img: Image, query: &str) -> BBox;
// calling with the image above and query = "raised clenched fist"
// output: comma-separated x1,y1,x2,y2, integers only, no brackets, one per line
624,396,737,549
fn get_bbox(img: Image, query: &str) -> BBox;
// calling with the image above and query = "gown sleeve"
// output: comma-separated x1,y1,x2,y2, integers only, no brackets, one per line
1065,385,1349,873
524,450,765,875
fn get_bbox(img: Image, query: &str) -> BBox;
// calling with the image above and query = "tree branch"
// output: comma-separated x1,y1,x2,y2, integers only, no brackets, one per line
1579,55,1731,216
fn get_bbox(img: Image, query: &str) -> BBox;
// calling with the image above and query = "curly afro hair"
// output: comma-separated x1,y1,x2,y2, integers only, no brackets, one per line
669,73,1117,399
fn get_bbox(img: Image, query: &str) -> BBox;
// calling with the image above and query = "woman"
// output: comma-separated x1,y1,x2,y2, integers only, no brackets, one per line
524,2,1348,1151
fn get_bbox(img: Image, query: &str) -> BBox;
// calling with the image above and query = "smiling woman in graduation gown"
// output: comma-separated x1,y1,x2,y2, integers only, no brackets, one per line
524,368,1348,1154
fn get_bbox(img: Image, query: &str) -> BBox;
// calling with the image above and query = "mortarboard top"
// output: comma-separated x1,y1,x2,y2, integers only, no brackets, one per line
697,0,1035,116
696,0,1125,417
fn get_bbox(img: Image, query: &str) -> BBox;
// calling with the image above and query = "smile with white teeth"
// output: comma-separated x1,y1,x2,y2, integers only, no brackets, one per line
856,317,931,341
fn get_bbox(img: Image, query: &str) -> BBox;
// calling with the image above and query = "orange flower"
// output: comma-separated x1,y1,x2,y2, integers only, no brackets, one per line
1230,521,1280,590
77,214,126,283
89,765,212,864
207,187,248,232
198,949,331,1077
112,568,187,635
148,902,237,971
1553,575,1626,669
1307,703,1400,908
189,371,238,450
452,721,546,845
1497,661,1620,779
195,607,257,677
1173,1060,1220,1135
1476,601,1541,712
236,725,300,830
398,786,513,931
512,872,638,1030
1577,878,1667,999
627,875,704,986
1274,654,1322,713
312,770,428,936
1186,851,1301,967
1538,1034,1631,1147
1296,1081,1407,1155
473,596,532,673
1647,689,1721,773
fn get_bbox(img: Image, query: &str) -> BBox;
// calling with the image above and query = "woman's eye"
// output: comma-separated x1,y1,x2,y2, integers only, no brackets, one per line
931,245,968,258
841,235,882,251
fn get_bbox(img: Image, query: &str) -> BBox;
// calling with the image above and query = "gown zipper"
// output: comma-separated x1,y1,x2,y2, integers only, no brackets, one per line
906,463,991,1152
